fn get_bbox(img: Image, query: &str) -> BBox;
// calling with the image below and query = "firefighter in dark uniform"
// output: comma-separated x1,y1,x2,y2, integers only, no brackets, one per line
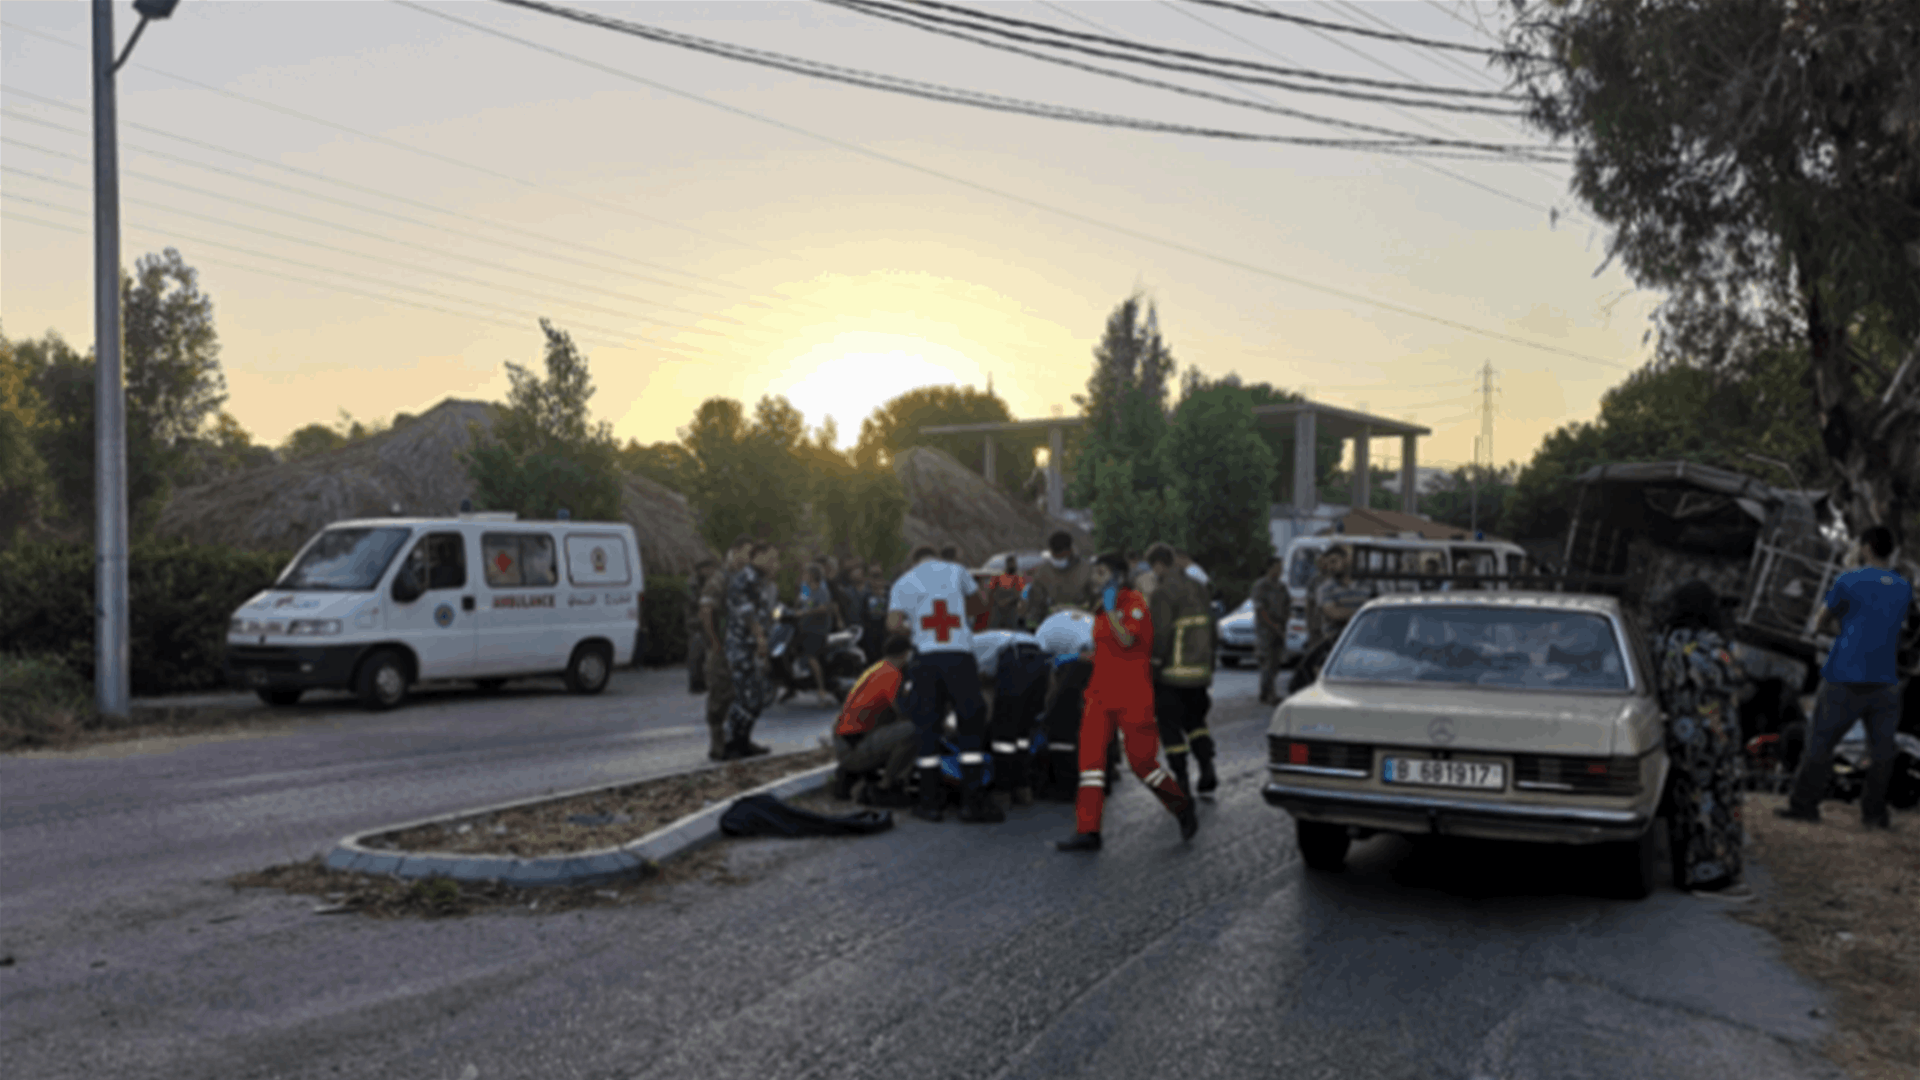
1146,544,1218,798
973,629,1050,807
699,537,753,761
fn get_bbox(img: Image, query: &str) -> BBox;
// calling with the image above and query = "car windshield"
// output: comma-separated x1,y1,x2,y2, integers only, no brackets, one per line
274,527,411,591
1288,549,1320,591
1324,606,1630,692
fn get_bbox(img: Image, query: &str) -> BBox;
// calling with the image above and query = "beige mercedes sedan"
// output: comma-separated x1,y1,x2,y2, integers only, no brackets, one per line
1263,592,1671,899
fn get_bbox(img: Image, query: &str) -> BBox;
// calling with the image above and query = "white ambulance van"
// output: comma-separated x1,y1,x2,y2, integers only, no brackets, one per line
225,513,643,710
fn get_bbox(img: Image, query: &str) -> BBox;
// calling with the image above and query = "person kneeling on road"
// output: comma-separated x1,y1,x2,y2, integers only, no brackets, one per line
1035,610,1096,803
972,626,1051,809
889,544,998,824
830,635,918,808
1057,553,1198,853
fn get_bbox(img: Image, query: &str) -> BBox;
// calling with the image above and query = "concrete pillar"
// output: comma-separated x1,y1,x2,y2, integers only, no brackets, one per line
1293,408,1317,515
1353,426,1372,511
1400,434,1419,516
983,434,997,487
1047,425,1065,519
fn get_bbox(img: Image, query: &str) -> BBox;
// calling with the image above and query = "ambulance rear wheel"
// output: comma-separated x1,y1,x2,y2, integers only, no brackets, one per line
356,649,410,711
566,643,613,695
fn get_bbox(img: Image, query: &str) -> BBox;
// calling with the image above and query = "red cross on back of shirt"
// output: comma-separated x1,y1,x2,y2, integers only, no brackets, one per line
921,598,963,643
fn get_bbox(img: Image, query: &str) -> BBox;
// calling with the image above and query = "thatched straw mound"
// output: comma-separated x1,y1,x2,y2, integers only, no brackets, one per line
894,446,1092,566
154,398,717,576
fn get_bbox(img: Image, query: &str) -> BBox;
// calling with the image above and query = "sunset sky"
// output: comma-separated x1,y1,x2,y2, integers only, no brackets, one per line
1,0,1661,474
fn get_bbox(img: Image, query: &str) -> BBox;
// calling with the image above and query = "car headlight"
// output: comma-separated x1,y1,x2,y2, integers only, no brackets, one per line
286,619,342,636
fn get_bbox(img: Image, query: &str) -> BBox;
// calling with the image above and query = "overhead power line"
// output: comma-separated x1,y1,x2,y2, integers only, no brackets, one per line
0,202,697,357
3,165,746,344
0,20,829,282
1,136,791,341
481,0,1563,160
828,0,1521,105
820,0,1547,157
403,0,1636,371
1183,0,1537,60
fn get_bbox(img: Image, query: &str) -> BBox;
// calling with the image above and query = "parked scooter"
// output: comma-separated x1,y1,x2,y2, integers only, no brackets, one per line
767,604,866,705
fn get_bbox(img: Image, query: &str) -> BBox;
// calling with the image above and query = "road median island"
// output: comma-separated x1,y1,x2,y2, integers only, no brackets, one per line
1737,794,1919,1080
230,747,836,918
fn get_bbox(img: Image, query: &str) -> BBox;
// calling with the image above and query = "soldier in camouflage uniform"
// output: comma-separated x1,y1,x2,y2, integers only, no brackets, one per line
686,560,715,695
1022,531,1097,623
1249,556,1290,705
723,542,779,759
1147,545,1218,796
700,537,753,761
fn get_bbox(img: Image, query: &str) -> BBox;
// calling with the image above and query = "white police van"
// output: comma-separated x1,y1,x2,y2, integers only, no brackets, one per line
226,512,643,710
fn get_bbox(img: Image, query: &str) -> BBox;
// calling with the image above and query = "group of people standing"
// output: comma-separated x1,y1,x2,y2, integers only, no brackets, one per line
685,539,901,761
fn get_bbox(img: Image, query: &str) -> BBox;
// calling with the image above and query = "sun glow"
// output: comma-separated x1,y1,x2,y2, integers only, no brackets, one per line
766,333,990,450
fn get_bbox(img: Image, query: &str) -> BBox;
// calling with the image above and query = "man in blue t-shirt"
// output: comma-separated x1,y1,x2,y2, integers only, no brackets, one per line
1778,525,1914,829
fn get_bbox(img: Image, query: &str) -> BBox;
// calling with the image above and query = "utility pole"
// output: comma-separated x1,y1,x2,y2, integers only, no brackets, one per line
94,0,179,720
1470,437,1480,536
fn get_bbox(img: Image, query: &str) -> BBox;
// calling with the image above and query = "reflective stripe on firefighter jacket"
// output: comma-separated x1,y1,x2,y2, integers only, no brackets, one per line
1149,571,1215,688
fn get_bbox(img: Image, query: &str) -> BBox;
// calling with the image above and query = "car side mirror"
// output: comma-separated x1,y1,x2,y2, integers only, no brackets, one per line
392,567,424,604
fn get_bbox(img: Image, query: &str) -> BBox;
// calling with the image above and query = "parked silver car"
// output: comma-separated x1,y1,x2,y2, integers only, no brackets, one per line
1216,598,1256,667
1263,592,1671,899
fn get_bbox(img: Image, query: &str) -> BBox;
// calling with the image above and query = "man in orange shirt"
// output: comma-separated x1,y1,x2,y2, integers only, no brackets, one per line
829,635,917,808
1057,552,1198,852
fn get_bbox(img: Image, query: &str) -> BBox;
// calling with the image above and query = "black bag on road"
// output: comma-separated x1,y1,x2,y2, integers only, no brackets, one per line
719,794,894,837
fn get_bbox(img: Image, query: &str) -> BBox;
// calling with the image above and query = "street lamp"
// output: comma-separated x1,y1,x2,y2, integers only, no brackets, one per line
94,0,178,720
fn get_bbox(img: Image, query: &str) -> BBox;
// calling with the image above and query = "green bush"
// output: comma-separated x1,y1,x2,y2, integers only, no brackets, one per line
0,651,96,747
0,541,292,696
641,572,691,667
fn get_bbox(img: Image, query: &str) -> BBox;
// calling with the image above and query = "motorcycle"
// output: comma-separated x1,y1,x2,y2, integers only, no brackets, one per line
767,604,866,705
1744,720,1920,810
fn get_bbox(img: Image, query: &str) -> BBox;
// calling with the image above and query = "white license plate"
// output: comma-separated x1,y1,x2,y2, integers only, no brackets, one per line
1383,758,1505,790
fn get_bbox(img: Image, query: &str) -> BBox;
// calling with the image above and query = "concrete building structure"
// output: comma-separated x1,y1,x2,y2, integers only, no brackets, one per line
923,401,1431,541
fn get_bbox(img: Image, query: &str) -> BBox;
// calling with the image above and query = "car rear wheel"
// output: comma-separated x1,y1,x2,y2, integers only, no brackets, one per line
256,688,302,707
1296,819,1351,871
1607,824,1660,900
565,643,613,695
355,649,409,712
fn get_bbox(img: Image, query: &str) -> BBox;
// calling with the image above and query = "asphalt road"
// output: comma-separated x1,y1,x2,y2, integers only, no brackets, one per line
0,668,1847,1080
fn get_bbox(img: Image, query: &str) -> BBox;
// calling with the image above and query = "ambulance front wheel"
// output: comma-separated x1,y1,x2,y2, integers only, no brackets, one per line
566,642,613,695
355,649,410,711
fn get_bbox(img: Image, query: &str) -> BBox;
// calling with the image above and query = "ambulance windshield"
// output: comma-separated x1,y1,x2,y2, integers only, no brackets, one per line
275,527,411,591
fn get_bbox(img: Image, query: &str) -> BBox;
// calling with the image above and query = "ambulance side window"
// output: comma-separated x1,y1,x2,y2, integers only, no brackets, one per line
483,533,556,588
412,532,466,591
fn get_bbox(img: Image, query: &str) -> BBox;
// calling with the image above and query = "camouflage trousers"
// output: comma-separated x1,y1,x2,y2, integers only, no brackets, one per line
702,642,733,758
724,636,770,745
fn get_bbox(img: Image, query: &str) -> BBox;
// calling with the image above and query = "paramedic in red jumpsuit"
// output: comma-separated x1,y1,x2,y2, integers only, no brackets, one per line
1057,552,1199,852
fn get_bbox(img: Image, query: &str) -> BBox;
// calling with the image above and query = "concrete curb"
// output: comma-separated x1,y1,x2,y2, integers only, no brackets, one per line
324,757,839,888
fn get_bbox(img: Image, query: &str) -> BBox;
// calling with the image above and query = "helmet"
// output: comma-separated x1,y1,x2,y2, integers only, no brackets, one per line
1036,610,1094,657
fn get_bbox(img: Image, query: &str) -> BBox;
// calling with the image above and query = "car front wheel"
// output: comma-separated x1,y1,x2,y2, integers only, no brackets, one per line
1296,819,1351,871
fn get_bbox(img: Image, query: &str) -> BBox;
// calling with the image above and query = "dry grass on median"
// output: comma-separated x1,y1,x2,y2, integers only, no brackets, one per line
1738,794,1920,1080
368,747,834,857
228,748,833,919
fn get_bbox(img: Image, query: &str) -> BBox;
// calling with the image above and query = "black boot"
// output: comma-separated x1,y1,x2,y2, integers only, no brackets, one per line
1168,751,1192,799
913,766,945,823
1056,831,1102,852
1178,800,1200,842
1196,756,1218,797
831,769,857,801
959,762,1005,824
